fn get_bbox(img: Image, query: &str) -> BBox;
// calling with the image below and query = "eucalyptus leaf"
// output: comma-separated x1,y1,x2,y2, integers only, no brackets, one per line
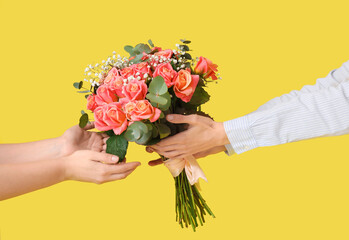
149,76,168,95
135,124,153,145
124,45,134,55
79,113,89,128
180,39,191,44
148,39,154,47
146,93,168,105
73,81,83,89
179,45,189,51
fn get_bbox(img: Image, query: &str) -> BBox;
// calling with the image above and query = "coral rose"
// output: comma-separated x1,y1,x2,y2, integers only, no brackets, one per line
194,57,218,80
153,63,177,87
173,69,199,103
129,100,161,122
95,85,118,105
122,79,147,101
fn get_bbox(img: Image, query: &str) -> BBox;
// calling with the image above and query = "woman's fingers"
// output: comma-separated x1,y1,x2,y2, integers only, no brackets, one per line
83,122,95,130
106,161,141,174
88,151,119,164
108,168,138,181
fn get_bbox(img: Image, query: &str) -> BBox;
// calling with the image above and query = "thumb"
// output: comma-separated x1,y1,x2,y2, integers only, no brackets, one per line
88,151,119,164
166,114,199,124
83,121,95,131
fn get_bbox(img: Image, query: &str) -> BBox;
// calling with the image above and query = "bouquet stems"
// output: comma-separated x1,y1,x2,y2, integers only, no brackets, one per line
174,171,215,231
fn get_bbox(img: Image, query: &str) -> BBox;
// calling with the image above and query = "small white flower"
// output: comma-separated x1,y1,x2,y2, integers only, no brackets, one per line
154,63,157,67
95,63,99,67
177,67,180,70
173,59,177,64
147,65,151,68
90,79,93,83
128,76,133,81
84,78,88,82
113,55,116,59
218,77,222,80
102,60,106,63
136,72,140,76
181,64,185,68
123,79,128,83
85,67,89,72
143,73,148,78
137,76,141,80
175,44,179,47
88,72,92,76
113,51,116,55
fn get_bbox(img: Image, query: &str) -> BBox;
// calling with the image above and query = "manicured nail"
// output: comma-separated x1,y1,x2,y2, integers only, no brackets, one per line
112,156,119,162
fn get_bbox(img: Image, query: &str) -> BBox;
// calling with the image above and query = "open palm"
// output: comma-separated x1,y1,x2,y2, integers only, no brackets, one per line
61,122,109,157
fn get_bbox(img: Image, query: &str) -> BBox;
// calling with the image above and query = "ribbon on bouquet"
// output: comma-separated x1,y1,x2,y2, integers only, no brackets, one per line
163,155,207,185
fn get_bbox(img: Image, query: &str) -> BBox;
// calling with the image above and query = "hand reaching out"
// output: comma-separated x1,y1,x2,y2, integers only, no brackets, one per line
148,114,230,160
60,122,109,157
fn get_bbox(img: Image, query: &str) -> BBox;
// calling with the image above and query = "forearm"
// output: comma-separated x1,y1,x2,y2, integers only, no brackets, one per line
0,158,65,200
0,137,64,163
225,81,349,154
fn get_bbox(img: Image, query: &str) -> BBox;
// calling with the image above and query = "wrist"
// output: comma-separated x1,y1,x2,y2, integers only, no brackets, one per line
213,122,230,146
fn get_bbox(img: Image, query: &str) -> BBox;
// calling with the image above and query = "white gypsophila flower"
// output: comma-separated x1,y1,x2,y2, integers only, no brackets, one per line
218,77,222,80
123,79,127,83
90,79,93,83
113,55,116,59
128,76,133,81
88,72,92,76
95,63,99,67
137,76,141,80
143,73,148,78
154,63,157,67
102,60,106,63
181,64,185,68
175,44,179,47
136,72,140,76
113,51,116,55
173,59,177,64
84,78,88,82
177,67,179,70
95,73,98,76
147,65,151,68
89,64,93,69
85,67,89,72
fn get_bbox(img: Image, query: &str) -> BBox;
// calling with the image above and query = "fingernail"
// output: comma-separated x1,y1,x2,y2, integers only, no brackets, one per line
112,156,119,162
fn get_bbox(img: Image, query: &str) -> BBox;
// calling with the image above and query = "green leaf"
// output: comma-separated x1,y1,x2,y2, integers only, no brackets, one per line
183,53,192,60
147,138,161,145
160,112,165,119
149,76,168,95
156,123,171,139
179,45,189,51
180,39,191,44
106,134,129,162
146,93,168,105
79,113,89,128
157,92,171,111
135,124,153,145
124,45,134,55
134,43,152,54
189,87,210,106
148,39,154,47
130,54,143,64
105,130,115,137
152,124,159,138
73,81,83,89
124,121,149,142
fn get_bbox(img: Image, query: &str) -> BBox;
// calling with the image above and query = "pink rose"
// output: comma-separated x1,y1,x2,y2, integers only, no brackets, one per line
94,105,110,131
154,49,173,59
153,63,177,87
103,102,128,135
104,67,120,85
123,79,147,101
123,100,137,120
132,62,152,80
194,57,218,80
109,76,126,98
174,69,199,103
95,85,118,105
129,100,161,122
120,67,135,79
86,94,98,112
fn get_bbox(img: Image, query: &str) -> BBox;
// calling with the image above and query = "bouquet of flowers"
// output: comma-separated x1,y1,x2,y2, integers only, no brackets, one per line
73,39,220,231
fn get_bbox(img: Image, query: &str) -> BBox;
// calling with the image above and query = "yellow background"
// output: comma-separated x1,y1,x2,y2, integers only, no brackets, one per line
1,0,349,239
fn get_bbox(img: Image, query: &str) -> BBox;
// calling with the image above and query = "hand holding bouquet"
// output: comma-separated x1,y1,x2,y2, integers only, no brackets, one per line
74,39,220,231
